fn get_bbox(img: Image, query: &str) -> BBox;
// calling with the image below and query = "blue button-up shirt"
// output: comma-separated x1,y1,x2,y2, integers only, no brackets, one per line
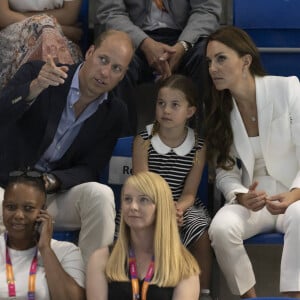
35,64,108,172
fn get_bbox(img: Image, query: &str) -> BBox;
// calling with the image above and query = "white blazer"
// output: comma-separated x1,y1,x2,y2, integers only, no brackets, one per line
216,75,300,204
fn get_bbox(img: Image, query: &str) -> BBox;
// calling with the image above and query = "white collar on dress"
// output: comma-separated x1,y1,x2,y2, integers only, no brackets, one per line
146,124,195,156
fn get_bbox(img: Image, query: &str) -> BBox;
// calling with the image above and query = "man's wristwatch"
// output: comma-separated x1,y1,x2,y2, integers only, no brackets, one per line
44,173,60,193
179,40,192,53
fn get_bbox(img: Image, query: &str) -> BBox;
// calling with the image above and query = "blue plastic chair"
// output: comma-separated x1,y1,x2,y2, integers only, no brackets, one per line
244,298,295,300
244,232,284,245
100,136,133,211
53,230,79,244
233,0,300,79
78,0,90,53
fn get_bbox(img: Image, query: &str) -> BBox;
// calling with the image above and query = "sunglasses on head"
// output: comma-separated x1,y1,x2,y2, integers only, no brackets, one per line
9,170,44,179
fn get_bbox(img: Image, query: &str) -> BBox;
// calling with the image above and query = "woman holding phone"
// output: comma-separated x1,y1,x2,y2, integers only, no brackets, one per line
0,170,85,300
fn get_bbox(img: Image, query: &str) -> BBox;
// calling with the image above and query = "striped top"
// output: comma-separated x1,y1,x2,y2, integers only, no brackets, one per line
140,124,205,200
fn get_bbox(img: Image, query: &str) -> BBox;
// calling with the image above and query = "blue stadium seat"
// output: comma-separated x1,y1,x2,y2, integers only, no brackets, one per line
78,0,90,53
233,0,300,78
53,230,79,244
244,232,284,245
99,136,133,211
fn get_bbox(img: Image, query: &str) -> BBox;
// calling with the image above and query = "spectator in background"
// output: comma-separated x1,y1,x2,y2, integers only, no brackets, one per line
0,29,134,266
205,26,300,298
86,171,200,300
0,172,85,300
0,0,83,90
95,0,222,134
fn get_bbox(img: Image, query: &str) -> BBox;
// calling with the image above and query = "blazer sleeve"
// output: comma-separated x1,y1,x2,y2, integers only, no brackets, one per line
0,61,44,126
95,0,148,47
216,160,249,205
95,0,221,48
178,0,221,44
288,76,300,190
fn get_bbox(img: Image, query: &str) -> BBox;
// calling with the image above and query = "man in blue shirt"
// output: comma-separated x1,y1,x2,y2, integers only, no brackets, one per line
0,29,134,265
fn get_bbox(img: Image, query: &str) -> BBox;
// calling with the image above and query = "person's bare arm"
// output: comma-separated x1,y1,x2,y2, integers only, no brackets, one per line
172,275,200,300
176,145,206,213
132,135,149,174
23,0,82,25
86,247,109,300
0,0,26,28
37,210,85,300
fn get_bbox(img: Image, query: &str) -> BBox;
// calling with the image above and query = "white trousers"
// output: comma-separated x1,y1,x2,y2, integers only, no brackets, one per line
0,182,116,266
208,201,300,295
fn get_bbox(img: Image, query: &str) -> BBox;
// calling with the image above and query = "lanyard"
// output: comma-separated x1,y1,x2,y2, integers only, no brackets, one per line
129,248,155,300
5,232,38,300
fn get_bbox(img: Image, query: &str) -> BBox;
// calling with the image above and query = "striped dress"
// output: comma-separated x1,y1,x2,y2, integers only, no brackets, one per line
140,124,211,246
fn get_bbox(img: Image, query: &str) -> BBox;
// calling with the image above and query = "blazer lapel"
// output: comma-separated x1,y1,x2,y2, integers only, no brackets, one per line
38,65,78,154
231,99,254,182
255,76,273,160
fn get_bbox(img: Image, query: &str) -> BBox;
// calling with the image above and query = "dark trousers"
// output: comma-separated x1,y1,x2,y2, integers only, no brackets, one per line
116,28,208,135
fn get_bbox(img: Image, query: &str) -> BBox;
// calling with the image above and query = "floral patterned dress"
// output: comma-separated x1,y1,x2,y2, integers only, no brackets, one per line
0,14,82,90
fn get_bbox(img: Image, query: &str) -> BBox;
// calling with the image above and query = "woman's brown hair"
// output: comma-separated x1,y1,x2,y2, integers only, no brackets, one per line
204,26,266,170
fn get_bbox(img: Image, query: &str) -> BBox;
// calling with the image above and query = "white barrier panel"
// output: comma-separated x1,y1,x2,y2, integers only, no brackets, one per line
108,156,133,184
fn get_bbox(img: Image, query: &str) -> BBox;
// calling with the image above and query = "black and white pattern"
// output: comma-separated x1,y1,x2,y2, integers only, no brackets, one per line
140,124,211,246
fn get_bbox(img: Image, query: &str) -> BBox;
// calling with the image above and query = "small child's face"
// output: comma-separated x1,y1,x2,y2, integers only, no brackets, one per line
155,87,196,128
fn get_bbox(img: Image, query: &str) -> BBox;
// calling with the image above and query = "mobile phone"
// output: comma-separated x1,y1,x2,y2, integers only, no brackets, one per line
34,204,47,241
34,221,42,242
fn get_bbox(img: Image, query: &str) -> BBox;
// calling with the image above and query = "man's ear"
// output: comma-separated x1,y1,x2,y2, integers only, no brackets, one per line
85,45,95,60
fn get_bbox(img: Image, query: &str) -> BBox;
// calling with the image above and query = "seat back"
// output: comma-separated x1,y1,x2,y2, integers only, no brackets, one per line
53,230,79,244
78,0,90,53
100,136,133,211
233,0,300,78
244,232,284,245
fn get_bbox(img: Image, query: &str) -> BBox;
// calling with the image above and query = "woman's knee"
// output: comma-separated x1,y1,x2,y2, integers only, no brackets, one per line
209,205,246,244
284,200,300,228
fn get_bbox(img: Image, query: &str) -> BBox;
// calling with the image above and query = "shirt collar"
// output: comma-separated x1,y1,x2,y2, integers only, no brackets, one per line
69,64,108,107
146,124,195,156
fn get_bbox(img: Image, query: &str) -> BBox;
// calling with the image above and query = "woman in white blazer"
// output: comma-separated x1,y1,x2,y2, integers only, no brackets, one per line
205,26,300,298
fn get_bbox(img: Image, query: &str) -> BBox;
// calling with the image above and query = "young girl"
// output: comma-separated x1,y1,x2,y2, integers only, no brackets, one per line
132,74,213,300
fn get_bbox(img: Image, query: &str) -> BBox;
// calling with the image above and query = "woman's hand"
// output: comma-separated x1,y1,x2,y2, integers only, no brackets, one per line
174,202,184,227
236,181,267,211
266,188,300,215
36,209,54,251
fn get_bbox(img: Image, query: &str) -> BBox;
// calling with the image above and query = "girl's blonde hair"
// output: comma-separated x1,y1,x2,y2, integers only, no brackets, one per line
105,171,200,286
